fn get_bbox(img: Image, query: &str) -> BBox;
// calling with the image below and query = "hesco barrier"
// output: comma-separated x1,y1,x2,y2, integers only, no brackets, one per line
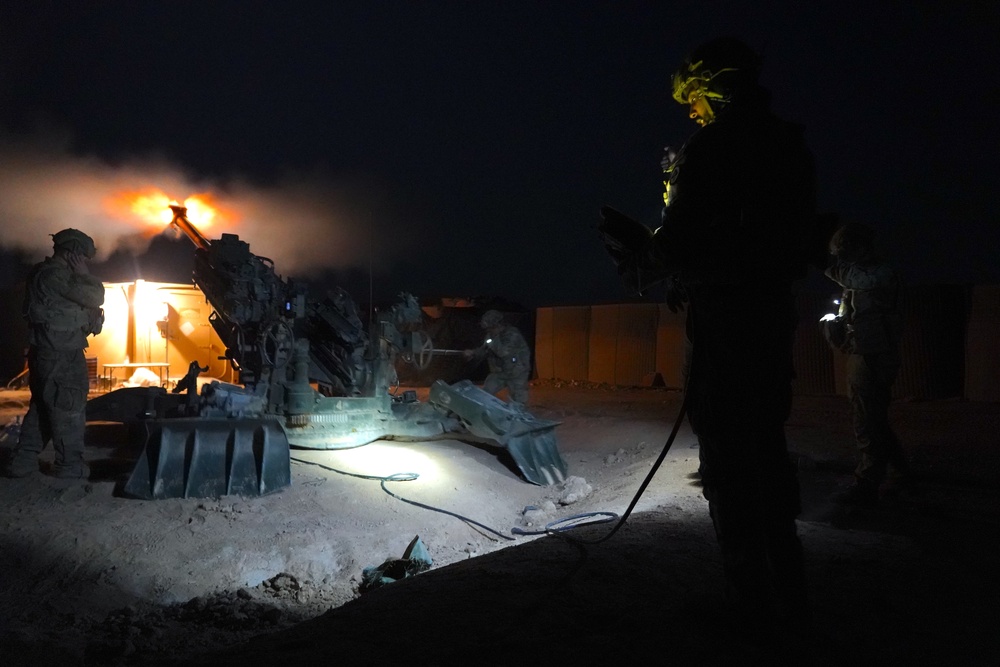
793,292,837,396
964,285,1000,402
536,284,993,401
587,304,659,387
534,306,590,385
892,284,966,400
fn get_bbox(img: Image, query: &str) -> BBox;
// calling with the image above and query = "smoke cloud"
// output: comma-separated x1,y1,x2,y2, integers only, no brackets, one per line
0,134,412,276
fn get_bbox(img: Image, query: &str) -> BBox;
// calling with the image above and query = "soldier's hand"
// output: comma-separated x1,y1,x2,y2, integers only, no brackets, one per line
597,207,652,254
67,252,90,275
664,275,687,313
660,146,678,172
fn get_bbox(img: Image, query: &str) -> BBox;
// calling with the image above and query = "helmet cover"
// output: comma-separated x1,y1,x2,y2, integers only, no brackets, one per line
52,228,97,258
671,37,761,106
829,222,876,259
480,310,503,328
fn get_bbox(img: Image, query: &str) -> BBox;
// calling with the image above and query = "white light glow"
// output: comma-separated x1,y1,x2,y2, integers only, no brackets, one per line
819,313,838,322
325,443,442,485
133,280,168,331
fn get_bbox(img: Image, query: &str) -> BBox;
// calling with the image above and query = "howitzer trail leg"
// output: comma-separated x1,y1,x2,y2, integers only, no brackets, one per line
429,380,568,485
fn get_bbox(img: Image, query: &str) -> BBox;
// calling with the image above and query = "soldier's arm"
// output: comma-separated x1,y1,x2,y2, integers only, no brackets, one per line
463,342,487,361
498,329,529,362
62,273,106,308
654,130,736,280
826,261,892,291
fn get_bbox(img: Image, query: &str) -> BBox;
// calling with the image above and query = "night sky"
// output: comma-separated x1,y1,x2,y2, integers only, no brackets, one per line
1,1,998,309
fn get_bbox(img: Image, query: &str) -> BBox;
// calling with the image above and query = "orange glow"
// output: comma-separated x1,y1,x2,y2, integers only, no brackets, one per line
104,189,233,235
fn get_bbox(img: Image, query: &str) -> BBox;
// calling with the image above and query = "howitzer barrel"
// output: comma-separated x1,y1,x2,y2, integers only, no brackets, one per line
169,205,212,251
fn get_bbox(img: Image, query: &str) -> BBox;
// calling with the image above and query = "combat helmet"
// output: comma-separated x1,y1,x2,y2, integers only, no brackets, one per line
829,222,876,262
671,36,762,124
52,228,97,258
480,310,503,329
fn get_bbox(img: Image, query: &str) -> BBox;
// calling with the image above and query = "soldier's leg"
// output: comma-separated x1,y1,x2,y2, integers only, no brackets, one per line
759,431,809,622
481,373,503,397
699,431,776,619
45,350,90,479
846,354,887,486
2,350,52,477
706,493,771,610
700,399,807,625
2,403,47,477
869,355,909,479
506,370,530,406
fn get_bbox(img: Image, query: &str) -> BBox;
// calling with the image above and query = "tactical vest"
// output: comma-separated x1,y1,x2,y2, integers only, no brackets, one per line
24,260,93,331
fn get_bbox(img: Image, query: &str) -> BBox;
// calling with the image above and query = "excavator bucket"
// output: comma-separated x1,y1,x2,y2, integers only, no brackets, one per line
504,427,566,486
428,380,568,485
123,418,291,500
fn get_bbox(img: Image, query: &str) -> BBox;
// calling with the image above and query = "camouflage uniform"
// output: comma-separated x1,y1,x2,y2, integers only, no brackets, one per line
475,324,531,406
826,256,907,491
4,253,105,478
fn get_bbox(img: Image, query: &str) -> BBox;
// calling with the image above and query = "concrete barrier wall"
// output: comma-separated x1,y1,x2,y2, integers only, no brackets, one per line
536,284,990,400
793,292,837,396
535,306,590,382
586,305,622,385
893,285,966,400
965,285,1000,402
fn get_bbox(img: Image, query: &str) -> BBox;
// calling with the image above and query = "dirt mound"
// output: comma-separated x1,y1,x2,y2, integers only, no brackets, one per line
2,386,999,665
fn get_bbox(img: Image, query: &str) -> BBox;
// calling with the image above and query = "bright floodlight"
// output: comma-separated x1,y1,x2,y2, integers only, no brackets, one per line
328,442,442,485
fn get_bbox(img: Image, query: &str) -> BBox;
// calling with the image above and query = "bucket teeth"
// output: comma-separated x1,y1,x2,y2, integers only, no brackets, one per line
504,429,568,486
123,418,291,499
427,380,568,485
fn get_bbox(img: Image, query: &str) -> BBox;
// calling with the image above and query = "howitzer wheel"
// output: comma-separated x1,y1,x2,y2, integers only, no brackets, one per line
414,331,435,369
259,319,295,369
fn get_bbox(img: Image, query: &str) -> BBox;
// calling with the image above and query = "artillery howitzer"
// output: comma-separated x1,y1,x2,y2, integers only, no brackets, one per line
87,206,567,499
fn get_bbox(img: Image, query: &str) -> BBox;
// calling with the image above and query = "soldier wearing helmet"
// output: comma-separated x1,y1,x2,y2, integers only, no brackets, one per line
670,36,762,127
463,310,531,407
2,228,105,479
824,222,909,507
599,37,817,631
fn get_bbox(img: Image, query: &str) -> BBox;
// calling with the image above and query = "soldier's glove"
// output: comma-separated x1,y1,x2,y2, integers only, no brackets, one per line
664,275,688,313
598,207,654,294
86,307,105,335
660,146,679,173
820,314,850,353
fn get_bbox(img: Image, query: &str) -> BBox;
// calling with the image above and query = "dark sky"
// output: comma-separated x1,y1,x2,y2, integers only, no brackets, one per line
1,1,998,308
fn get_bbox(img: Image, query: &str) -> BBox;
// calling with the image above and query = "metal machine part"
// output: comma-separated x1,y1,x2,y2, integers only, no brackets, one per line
87,207,567,498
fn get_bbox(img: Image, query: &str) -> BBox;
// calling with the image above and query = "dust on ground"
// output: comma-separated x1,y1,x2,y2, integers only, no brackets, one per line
1,381,998,666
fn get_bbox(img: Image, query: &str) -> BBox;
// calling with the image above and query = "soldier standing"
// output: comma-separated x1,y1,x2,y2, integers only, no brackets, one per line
2,229,105,479
824,222,908,506
599,36,817,633
463,310,531,407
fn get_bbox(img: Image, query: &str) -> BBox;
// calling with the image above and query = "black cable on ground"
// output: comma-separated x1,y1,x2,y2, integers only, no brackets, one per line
290,456,515,542
511,392,688,545
290,389,687,547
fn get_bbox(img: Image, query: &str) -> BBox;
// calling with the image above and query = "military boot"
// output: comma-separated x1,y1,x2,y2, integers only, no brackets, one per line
51,460,91,480
1,451,40,478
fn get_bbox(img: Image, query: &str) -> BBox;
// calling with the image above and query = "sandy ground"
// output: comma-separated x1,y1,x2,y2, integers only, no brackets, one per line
1,381,998,666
